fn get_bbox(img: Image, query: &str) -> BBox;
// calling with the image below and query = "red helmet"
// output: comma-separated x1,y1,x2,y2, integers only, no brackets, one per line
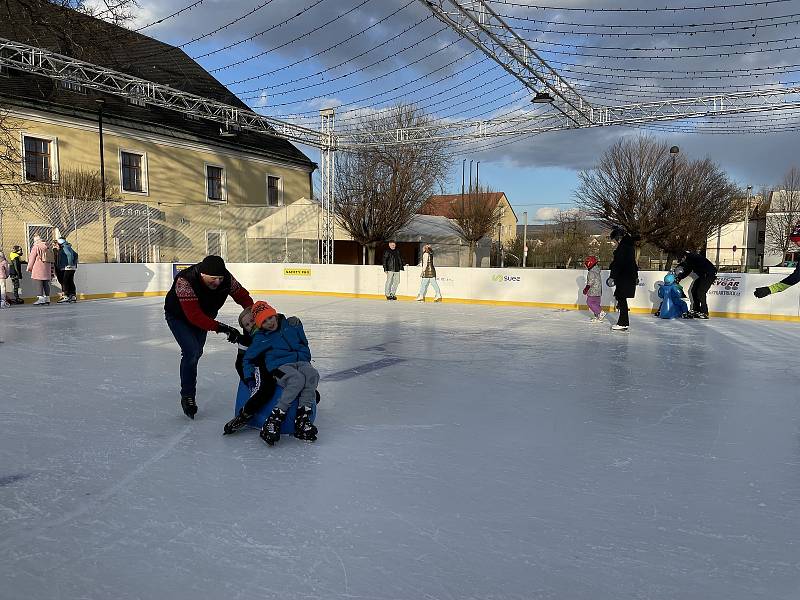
584,256,598,269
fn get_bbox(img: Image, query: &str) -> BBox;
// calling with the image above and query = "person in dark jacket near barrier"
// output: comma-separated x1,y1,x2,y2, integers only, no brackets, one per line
382,240,404,300
56,237,79,303
164,255,254,419
7,245,25,304
607,226,639,332
674,250,717,319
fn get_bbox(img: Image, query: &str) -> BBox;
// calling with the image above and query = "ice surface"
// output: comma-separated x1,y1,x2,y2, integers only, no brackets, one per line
1,296,799,600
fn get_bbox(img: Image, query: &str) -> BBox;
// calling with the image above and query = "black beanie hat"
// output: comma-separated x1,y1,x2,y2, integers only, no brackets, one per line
199,255,226,276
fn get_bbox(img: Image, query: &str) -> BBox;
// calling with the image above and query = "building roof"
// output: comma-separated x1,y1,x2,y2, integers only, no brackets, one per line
420,192,507,218
0,0,314,170
516,220,609,239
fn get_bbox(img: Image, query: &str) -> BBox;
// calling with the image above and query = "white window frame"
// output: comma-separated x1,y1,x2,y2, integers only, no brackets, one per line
266,173,283,207
118,148,149,195
205,229,228,260
20,133,59,183
205,163,227,204
25,223,55,254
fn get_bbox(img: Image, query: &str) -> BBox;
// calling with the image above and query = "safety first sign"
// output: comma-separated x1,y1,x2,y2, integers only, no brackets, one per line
283,267,312,278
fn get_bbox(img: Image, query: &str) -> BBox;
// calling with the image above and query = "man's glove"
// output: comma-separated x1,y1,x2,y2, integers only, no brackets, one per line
286,316,302,327
754,286,771,299
606,277,615,287
217,323,241,344
582,285,590,295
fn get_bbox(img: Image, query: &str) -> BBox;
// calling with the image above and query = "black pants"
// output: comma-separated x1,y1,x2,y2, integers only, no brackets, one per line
61,270,76,296
235,352,278,415
54,268,64,287
11,276,20,299
615,294,630,327
690,274,715,315
166,313,208,398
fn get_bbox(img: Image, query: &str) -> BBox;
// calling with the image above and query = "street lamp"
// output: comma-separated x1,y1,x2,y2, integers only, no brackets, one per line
743,185,752,272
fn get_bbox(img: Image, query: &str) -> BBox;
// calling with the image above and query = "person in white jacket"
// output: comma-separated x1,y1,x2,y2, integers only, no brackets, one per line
416,244,442,302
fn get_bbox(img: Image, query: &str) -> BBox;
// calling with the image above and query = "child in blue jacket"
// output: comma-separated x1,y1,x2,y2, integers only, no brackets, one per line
657,273,689,319
242,301,319,445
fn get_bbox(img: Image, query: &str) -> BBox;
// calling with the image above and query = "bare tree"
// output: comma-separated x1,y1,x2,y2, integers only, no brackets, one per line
23,168,120,237
577,135,741,263
8,0,139,26
656,157,743,267
448,186,504,267
0,110,25,211
334,105,449,264
576,136,673,250
765,167,800,262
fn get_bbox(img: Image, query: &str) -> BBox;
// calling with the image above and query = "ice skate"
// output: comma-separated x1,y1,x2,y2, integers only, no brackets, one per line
223,409,252,435
434,297,442,303
260,408,286,446
57,295,70,304
294,406,318,442
180,395,197,419
611,324,629,332
32,296,48,305
416,296,424,302
69,295,77,303
596,311,606,322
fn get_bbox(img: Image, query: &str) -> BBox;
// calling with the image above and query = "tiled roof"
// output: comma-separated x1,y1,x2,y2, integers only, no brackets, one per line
421,192,506,218
0,0,314,169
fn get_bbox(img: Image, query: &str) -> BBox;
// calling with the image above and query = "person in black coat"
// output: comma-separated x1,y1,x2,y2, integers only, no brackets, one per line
607,227,639,331
674,250,717,319
382,240,405,300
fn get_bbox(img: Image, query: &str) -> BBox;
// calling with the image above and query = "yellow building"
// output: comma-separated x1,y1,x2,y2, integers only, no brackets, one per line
0,0,315,263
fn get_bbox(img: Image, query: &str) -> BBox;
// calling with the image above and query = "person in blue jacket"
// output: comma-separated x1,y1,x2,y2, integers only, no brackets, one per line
657,273,689,319
56,237,79,303
242,301,319,445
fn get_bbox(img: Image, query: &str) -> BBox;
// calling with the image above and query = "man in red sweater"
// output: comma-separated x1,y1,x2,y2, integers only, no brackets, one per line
164,255,254,419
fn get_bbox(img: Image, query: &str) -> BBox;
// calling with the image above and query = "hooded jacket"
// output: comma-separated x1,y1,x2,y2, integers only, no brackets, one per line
242,314,311,381
8,249,24,279
57,241,78,270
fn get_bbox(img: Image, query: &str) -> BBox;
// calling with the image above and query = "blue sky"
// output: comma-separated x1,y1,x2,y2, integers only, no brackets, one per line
131,0,800,222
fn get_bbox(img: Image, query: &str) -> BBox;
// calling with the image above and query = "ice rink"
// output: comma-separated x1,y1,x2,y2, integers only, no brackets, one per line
1,294,799,600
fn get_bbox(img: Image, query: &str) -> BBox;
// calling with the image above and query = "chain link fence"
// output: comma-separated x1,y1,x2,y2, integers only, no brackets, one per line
0,195,323,264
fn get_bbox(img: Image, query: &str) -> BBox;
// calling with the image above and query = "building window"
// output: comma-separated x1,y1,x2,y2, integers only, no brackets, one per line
206,165,225,202
267,175,282,207
23,136,53,182
206,230,227,260
120,150,146,193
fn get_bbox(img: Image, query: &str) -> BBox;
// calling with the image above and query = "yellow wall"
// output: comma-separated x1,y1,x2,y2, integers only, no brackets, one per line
497,194,518,243
2,108,315,263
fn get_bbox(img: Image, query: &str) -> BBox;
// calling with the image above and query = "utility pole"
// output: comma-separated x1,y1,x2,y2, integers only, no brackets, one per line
468,160,473,193
522,211,528,268
742,185,752,272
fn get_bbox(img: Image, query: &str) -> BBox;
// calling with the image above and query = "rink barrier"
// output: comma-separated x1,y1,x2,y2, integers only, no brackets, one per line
11,263,800,322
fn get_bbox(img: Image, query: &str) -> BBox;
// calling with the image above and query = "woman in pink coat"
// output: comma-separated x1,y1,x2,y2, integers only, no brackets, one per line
27,234,53,305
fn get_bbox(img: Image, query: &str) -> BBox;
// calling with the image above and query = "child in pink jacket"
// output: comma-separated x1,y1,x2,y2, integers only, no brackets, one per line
27,235,53,305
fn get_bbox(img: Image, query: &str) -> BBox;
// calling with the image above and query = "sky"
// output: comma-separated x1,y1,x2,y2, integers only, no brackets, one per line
126,0,800,221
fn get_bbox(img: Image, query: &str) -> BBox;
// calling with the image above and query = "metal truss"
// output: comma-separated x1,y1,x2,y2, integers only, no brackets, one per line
417,0,594,126
339,87,800,147
319,109,336,264
0,37,327,149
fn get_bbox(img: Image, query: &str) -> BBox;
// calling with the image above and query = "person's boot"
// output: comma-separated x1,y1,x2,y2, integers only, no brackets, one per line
294,406,318,442
180,396,198,419
260,408,286,446
33,296,47,305
223,409,252,435
57,295,70,303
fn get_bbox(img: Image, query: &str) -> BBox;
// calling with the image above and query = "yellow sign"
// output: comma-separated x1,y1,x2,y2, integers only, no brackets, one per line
283,267,312,278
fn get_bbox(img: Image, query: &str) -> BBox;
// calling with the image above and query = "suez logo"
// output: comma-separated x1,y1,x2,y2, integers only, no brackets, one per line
491,273,522,283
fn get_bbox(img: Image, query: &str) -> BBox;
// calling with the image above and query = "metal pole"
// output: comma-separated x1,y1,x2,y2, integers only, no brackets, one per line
469,160,473,193
476,161,480,191
715,225,722,268
742,185,752,272
284,202,288,263
146,204,152,262
522,211,528,268
461,159,466,197
71,196,78,249
97,99,109,263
